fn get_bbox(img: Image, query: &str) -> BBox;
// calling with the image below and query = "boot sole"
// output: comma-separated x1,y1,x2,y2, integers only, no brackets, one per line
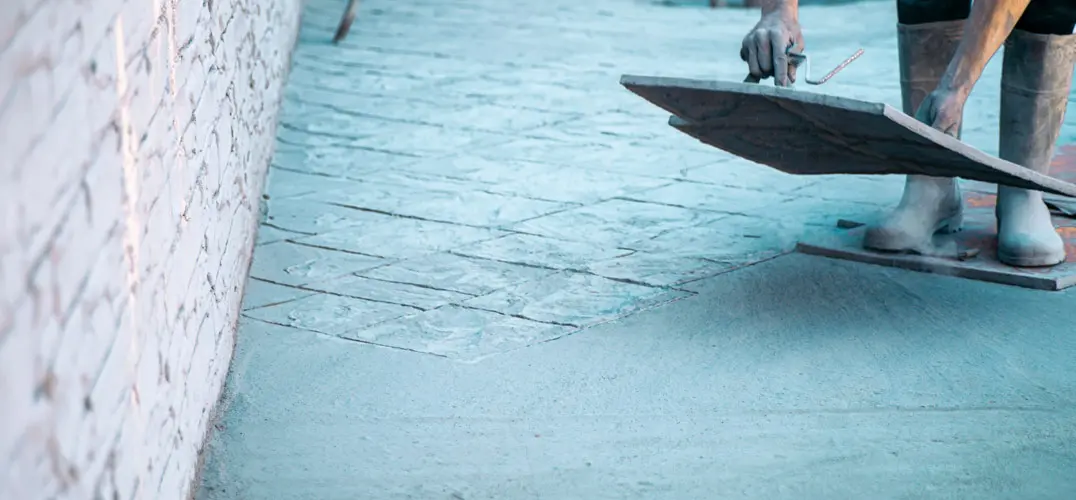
863,212,964,253
996,250,1067,268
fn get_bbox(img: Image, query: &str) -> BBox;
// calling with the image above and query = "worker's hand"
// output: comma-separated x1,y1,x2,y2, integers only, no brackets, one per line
740,10,804,86
915,87,968,137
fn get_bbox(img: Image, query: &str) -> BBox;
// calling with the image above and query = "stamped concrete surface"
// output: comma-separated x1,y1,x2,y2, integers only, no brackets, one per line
198,0,1076,498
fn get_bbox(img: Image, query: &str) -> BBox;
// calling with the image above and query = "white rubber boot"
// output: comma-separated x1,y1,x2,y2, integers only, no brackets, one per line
864,20,965,253
995,30,1076,267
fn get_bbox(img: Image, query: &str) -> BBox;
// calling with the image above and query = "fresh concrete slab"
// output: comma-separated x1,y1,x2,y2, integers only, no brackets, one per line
200,254,1076,499
198,0,1076,497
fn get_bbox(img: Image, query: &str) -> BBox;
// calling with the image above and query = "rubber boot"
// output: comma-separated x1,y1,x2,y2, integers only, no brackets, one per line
995,30,1076,267
863,20,965,253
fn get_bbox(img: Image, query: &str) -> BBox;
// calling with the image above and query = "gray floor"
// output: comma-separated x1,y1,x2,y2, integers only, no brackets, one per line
198,0,1076,498
201,255,1076,499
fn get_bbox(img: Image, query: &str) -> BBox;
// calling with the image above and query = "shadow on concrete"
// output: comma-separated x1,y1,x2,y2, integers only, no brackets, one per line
682,252,1074,345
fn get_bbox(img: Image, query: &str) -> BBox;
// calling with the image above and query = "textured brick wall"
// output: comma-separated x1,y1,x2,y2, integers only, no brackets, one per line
0,0,301,498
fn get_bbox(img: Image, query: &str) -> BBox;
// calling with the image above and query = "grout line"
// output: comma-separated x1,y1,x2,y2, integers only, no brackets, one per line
283,238,391,260
353,275,481,297
445,250,699,292
240,315,450,358
453,303,580,328
260,222,316,236
247,276,427,311
241,293,315,312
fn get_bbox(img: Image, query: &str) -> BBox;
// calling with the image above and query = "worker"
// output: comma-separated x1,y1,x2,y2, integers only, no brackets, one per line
741,0,1076,267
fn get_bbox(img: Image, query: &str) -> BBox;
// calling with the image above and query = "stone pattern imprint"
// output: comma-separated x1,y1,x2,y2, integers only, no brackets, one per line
0,0,301,499
242,0,1076,364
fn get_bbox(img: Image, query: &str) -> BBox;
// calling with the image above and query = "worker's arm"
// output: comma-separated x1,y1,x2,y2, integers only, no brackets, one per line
916,0,1032,134
741,0,804,86
759,0,798,17
939,0,1033,96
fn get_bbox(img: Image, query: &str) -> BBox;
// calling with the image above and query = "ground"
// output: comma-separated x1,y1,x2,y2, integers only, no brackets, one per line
196,0,1076,498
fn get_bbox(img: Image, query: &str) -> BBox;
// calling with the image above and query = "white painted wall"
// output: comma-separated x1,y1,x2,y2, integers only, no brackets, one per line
0,0,302,497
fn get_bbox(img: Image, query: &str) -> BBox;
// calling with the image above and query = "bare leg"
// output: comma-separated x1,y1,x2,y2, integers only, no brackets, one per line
995,1,1076,267
863,0,971,253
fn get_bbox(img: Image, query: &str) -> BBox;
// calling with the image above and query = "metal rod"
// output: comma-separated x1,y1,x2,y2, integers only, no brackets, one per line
333,0,361,44
805,48,864,85
742,48,863,86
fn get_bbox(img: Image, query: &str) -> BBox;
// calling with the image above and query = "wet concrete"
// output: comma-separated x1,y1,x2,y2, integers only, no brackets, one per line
198,0,1076,497
201,255,1076,499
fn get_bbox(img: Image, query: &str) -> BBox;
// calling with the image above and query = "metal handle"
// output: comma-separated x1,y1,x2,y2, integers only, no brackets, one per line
742,49,864,86
743,51,802,85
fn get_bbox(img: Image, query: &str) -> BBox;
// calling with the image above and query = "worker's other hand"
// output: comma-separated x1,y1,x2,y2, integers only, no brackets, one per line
915,88,967,137
740,10,804,86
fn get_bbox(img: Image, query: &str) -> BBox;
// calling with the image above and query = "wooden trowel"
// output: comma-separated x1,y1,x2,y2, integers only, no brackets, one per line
620,55,1076,198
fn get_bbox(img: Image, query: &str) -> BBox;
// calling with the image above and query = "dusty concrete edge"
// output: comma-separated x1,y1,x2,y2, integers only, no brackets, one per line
185,4,306,499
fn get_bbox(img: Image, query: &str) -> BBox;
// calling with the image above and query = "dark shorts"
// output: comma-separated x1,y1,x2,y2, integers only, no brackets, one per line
896,0,1076,34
